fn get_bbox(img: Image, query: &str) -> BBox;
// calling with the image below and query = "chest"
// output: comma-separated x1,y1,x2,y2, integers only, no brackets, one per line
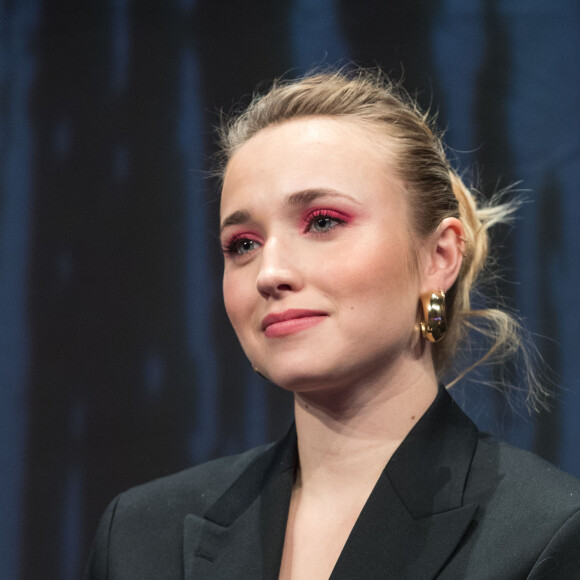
277,490,369,580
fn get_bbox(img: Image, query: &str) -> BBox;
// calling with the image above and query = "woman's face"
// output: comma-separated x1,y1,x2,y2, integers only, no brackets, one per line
220,117,427,393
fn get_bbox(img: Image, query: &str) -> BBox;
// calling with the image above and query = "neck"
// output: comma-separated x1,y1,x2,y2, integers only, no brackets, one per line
292,359,438,497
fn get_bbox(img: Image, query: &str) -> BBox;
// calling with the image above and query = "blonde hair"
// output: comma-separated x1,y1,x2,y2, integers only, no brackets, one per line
217,68,547,410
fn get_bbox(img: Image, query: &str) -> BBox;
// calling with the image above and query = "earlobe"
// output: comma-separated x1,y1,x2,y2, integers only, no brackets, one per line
422,217,465,293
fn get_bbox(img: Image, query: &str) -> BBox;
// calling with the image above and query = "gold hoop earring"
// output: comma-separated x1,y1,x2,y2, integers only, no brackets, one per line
420,291,446,343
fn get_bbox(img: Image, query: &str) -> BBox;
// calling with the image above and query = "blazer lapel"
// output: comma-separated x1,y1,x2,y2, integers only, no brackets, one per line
331,386,480,580
183,427,296,579
184,386,479,580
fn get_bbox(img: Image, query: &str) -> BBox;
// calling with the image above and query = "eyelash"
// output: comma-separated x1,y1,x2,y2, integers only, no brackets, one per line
304,209,347,234
222,235,260,256
222,209,348,257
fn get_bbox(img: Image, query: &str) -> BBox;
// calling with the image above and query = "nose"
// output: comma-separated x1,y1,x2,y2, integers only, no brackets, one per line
256,238,303,298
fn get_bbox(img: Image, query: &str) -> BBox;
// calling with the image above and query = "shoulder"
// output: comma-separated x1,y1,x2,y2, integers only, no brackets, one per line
114,441,275,518
83,443,274,579
469,432,580,512
453,432,580,578
435,425,580,578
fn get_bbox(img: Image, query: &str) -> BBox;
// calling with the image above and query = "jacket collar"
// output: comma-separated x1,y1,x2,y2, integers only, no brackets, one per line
331,385,479,578
183,427,296,578
184,385,479,579
386,383,478,517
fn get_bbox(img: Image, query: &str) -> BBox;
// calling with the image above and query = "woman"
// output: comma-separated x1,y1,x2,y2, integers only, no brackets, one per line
85,69,580,579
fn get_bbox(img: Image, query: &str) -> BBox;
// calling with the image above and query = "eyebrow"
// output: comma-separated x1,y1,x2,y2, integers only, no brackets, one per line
219,188,358,234
284,188,350,207
220,210,250,233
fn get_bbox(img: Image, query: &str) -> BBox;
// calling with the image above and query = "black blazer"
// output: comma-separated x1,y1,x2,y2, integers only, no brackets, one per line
85,386,580,579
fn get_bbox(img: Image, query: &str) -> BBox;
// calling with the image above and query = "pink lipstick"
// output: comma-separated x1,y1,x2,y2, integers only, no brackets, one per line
261,309,327,338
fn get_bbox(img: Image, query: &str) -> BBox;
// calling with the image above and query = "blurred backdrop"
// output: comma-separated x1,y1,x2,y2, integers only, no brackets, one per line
1,1,579,578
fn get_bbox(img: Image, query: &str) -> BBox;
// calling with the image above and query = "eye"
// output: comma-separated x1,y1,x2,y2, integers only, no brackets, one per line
223,236,260,256
305,210,346,234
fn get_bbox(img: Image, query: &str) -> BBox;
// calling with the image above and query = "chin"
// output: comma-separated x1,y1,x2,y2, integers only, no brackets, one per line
261,362,348,393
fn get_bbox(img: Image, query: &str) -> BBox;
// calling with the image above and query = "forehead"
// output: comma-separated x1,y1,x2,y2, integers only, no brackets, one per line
220,117,399,215
226,116,391,169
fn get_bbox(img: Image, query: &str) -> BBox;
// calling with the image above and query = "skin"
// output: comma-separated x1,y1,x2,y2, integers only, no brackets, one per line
220,117,465,579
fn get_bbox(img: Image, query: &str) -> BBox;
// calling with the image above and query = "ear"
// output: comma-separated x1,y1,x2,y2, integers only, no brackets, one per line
420,217,465,294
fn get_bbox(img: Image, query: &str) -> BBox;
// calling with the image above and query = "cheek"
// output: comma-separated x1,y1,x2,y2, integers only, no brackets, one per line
330,243,418,314
222,271,250,328
222,271,258,340
338,240,412,286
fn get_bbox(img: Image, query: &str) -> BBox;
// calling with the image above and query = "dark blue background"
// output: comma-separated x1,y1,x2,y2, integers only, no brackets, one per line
1,1,579,578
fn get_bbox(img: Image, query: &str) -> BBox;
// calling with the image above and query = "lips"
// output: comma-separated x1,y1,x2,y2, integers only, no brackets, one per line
261,309,327,338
